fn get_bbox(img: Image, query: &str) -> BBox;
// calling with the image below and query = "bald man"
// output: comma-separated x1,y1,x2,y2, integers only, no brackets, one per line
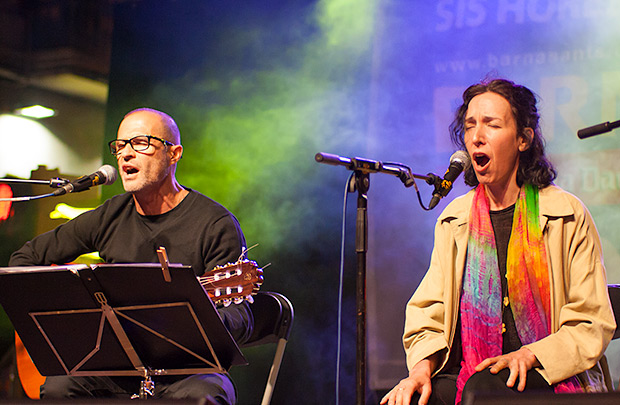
10,108,252,404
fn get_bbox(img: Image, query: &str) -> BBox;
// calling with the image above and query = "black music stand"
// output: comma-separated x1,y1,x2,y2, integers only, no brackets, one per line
0,263,246,398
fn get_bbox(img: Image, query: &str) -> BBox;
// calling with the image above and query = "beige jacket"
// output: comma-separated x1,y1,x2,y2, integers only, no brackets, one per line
403,185,616,390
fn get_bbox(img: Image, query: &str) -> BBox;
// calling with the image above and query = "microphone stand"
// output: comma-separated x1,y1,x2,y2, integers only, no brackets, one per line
315,152,432,405
0,177,70,202
0,178,69,187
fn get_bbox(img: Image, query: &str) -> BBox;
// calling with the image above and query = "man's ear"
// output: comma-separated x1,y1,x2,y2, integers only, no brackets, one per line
519,128,534,152
169,144,183,164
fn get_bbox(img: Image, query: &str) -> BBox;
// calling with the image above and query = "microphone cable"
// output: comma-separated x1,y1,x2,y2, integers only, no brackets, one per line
0,192,56,202
383,161,433,211
336,171,354,405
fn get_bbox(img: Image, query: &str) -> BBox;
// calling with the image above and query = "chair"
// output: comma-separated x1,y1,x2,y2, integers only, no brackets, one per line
567,285,619,392
607,284,620,390
243,291,294,405
609,285,620,340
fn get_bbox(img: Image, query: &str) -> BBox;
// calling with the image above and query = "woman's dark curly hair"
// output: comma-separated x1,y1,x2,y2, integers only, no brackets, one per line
449,78,556,188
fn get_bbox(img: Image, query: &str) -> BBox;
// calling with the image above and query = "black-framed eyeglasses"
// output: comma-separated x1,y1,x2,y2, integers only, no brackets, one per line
109,135,174,155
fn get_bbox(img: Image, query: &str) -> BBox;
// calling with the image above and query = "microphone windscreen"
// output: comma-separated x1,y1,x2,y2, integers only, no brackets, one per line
99,165,118,185
450,150,471,170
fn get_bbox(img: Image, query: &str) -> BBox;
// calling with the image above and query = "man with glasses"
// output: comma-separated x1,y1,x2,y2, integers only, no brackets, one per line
9,108,252,404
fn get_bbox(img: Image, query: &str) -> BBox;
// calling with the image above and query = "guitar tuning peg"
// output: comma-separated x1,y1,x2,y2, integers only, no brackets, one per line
221,298,232,307
246,295,254,304
233,296,244,305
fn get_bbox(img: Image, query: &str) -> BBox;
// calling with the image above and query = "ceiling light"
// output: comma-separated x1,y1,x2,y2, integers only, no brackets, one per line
14,105,56,119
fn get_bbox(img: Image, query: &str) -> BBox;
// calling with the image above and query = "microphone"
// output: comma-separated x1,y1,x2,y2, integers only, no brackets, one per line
577,120,620,139
53,165,118,196
428,151,471,210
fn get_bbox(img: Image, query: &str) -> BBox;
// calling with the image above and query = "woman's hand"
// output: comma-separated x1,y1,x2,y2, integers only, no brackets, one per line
475,347,540,391
380,354,439,405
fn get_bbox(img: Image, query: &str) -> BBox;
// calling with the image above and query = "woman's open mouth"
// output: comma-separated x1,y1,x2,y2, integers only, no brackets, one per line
473,153,490,169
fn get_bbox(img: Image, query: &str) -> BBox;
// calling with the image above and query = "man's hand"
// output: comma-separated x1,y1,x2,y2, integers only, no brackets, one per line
380,356,436,405
474,347,540,391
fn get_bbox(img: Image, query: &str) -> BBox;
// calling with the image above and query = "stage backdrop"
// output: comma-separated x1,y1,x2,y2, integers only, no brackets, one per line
103,0,620,403
366,0,620,391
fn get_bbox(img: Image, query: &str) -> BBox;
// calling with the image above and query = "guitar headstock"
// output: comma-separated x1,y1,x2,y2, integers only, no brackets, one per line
198,259,264,307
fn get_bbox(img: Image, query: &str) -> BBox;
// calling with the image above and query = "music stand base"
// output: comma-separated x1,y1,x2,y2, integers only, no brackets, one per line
131,374,155,399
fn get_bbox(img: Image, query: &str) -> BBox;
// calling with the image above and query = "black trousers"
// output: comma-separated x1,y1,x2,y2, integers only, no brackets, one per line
412,368,554,405
41,373,236,404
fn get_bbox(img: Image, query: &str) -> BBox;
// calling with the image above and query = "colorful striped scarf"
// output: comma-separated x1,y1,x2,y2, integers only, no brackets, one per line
456,184,582,404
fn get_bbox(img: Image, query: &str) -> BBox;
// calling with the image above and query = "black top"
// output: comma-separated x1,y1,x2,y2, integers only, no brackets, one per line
489,204,523,354
9,189,252,344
